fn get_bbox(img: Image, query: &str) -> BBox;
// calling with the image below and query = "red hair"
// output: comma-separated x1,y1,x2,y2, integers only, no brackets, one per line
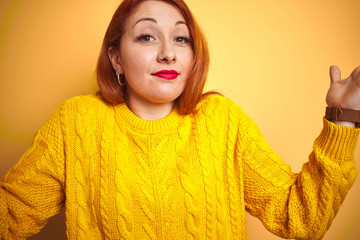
96,0,211,115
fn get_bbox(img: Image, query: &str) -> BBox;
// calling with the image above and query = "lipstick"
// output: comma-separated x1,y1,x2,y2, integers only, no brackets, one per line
152,70,179,80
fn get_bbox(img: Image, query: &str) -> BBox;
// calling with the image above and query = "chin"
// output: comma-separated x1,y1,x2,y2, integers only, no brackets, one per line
148,91,183,104
149,96,179,105
150,98,176,104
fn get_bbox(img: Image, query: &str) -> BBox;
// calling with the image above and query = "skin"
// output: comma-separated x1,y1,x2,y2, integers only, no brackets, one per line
327,65,360,128
108,0,194,120
108,1,360,127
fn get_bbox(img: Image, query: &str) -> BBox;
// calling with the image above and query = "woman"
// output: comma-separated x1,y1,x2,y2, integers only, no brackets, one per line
1,0,359,239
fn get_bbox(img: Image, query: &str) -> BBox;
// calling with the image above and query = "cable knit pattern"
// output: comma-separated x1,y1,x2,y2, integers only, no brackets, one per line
225,100,242,239
196,101,230,239
99,115,112,239
132,133,158,239
194,121,213,239
75,98,98,238
176,117,202,239
1,94,359,240
198,97,222,239
113,119,133,239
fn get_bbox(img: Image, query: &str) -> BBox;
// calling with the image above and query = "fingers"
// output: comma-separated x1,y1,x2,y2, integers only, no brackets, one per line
350,65,360,78
330,65,341,84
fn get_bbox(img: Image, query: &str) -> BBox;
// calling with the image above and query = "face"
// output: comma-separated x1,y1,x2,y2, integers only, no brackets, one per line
109,0,194,108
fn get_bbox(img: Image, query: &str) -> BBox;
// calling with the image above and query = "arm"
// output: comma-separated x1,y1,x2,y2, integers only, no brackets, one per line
241,116,359,239
0,108,65,239
242,65,360,239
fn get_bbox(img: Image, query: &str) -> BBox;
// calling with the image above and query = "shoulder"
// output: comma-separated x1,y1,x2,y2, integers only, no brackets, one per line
59,94,113,116
196,93,256,128
58,94,115,128
197,93,245,117
60,94,108,110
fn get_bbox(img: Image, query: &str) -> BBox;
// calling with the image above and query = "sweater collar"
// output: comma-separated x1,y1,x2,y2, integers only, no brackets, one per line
114,103,183,133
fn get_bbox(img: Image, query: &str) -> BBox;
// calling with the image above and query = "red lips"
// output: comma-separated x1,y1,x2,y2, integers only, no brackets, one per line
152,70,179,80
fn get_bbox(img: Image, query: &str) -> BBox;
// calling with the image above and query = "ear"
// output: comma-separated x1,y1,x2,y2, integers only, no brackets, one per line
108,46,123,74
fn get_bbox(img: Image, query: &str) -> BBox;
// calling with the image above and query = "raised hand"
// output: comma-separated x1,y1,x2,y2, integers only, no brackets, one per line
326,65,360,111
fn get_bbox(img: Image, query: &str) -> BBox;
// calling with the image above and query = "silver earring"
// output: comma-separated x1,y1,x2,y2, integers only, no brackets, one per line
116,71,125,86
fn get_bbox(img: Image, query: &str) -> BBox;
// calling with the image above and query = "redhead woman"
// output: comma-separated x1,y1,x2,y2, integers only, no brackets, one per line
1,0,360,239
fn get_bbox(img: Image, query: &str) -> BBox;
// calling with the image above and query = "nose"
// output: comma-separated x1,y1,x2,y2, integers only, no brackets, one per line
157,41,176,63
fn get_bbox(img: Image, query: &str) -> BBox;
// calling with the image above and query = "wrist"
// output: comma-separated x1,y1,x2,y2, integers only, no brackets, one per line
325,106,360,128
332,120,356,128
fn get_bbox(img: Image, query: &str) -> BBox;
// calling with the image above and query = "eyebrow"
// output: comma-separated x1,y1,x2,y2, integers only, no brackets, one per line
133,18,187,28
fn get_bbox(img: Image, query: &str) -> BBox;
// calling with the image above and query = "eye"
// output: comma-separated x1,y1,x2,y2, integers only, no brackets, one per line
136,34,155,42
174,36,191,44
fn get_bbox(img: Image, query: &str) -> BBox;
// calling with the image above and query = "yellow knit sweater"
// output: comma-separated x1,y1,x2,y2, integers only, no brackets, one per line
0,94,359,240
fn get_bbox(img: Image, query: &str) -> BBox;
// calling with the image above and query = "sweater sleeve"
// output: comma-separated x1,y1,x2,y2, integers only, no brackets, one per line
239,115,359,239
0,107,65,239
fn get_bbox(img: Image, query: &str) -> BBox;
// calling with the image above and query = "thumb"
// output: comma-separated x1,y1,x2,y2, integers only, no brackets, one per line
330,65,341,84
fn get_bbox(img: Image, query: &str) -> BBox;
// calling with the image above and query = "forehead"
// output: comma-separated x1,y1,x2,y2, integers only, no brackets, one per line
128,0,186,25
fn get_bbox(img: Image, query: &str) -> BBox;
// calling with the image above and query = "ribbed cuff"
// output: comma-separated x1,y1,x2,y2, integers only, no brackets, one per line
314,118,360,162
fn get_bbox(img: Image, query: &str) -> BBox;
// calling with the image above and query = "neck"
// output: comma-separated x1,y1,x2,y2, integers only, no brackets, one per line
126,97,175,121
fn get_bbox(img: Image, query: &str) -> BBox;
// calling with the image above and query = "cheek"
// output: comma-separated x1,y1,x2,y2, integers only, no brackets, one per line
180,50,194,75
121,46,156,77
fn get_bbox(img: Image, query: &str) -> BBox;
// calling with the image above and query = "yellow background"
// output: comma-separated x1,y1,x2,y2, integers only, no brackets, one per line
1,0,359,239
